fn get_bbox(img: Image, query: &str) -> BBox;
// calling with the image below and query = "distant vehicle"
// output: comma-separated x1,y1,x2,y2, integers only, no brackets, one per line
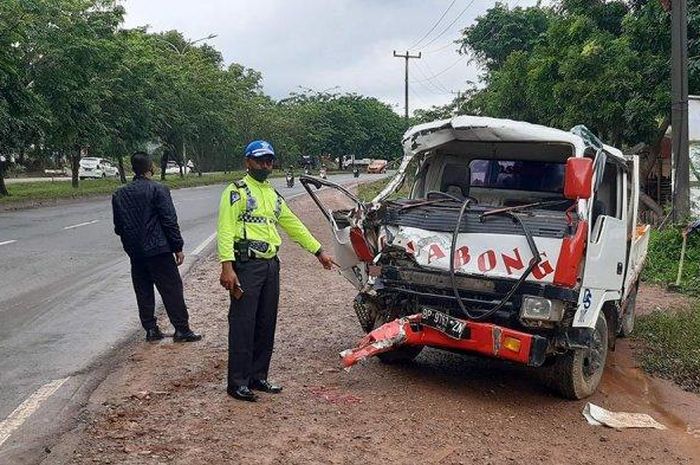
164,160,193,175
342,156,372,170
366,159,388,174
78,157,119,179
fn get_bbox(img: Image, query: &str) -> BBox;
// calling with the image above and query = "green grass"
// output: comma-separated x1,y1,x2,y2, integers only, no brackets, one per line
641,227,700,295
357,175,409,202
634,307,700,393
0,170,289,206
634,226,700,393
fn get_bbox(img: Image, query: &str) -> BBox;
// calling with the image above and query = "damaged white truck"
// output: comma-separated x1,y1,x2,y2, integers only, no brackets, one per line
301,116,650,399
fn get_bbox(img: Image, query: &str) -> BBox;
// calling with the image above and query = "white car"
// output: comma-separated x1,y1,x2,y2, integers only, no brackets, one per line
164,160,193,175
78,157,119,179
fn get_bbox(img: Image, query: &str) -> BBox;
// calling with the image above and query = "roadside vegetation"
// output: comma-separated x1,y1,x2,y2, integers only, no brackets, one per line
0,171,289,206
635,228,700,393
0,1,408,198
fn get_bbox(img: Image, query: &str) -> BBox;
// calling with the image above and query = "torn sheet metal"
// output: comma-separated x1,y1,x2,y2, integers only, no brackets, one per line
582,403,666,430
339,316,413,368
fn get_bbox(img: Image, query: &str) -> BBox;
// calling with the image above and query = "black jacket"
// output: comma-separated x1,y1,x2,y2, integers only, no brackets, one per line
112,177,184,259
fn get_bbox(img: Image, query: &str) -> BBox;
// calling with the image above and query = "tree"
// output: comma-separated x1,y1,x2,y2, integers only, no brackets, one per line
31,0,125,188
455,0,699,148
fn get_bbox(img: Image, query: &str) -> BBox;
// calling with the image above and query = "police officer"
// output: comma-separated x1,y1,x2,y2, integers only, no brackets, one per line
217,140,334,402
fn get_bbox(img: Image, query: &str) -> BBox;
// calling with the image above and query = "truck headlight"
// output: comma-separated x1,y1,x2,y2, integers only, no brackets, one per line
520,296,564,323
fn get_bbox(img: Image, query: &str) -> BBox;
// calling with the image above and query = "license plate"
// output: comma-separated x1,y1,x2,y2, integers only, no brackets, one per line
421,308,468,339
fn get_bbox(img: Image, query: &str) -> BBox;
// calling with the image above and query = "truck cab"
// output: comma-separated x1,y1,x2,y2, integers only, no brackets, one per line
301,116,649,399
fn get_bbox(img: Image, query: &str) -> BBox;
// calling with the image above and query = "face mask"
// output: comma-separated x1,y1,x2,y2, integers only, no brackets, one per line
249,168,271,182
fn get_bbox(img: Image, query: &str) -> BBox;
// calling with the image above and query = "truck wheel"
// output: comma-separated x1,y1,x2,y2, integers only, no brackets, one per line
619,282,638,337
545,311,608,399
371,313,423,365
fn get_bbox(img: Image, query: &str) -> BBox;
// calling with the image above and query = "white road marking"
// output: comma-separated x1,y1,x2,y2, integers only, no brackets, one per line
63,220,100,230
0,377,69,447
191,232,217,256
0,240,17,246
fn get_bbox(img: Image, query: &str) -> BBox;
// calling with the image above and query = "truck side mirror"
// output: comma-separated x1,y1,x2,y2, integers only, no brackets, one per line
564,157,593,200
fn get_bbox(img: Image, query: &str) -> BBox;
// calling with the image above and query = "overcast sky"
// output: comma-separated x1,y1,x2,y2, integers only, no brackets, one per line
121,0,538,115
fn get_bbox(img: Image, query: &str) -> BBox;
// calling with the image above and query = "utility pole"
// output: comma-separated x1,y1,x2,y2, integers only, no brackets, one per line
670,0,690,221
393,50,421,119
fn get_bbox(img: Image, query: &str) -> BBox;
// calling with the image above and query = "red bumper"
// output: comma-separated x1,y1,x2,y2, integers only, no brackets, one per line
340,314,548,368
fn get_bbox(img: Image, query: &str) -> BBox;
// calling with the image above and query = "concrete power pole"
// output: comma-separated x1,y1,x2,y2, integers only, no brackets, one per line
393,50,421,119
671,0,690,221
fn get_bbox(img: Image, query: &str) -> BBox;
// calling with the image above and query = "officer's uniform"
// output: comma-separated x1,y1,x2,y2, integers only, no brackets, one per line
217,174,322,390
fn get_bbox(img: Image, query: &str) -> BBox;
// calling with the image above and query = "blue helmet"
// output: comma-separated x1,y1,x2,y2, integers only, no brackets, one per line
244,140,275,159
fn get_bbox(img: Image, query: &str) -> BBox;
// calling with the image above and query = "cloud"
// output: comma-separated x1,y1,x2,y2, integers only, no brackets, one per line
121,0,537,114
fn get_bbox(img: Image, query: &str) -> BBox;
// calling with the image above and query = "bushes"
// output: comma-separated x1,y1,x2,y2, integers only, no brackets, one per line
642,227,700,295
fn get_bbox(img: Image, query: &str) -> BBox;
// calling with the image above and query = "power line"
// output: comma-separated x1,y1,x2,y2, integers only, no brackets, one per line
411,63,450,95
412,55,467,83
419,0,478,50
415,61,452,93
424,40,461,55
408,0,458,50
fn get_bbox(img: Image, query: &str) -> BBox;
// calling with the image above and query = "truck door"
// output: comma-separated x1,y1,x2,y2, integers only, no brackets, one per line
578,156,628,325
300,175,370,290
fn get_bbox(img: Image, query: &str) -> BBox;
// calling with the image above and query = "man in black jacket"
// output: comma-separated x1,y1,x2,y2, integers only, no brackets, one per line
112,152,202,342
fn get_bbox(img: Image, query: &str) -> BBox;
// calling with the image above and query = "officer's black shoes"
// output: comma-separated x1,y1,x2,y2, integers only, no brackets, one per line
228,386,257,402
145,327,165,342
173,328,203,343
249,379,283,394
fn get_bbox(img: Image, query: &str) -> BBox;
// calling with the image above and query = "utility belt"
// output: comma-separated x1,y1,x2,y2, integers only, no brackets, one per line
234,239,276,262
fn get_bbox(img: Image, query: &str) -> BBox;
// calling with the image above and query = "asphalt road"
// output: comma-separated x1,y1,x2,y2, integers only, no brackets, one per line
0,172,380,458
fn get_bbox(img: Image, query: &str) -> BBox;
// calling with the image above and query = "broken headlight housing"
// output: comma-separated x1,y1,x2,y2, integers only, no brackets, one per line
519,296,565,326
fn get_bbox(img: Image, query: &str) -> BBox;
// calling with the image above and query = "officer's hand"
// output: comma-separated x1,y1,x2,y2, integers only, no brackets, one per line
175,251,185,266
317,251,334,270
220,266,240,290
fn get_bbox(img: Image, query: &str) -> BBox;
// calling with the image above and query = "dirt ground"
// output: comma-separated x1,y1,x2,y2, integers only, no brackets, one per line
45,191,700,465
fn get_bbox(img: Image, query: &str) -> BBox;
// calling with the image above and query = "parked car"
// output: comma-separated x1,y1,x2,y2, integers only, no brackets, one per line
78,157,119,179
301,115,649,400
367,159,388,174
164,160,193,175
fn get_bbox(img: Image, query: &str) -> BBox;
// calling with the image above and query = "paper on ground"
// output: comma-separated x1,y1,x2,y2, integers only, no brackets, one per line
583,403,666,430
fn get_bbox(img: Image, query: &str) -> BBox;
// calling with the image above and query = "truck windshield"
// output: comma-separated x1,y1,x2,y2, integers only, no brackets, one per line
469,159,565,193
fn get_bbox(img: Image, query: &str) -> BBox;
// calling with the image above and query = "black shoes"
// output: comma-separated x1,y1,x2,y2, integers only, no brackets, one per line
146,326,202,342
173,328,203,342
228,385,257,402
249,379,283,394
145,327,164,342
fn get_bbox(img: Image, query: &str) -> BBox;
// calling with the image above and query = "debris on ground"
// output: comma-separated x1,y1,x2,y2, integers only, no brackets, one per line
583,403,667,430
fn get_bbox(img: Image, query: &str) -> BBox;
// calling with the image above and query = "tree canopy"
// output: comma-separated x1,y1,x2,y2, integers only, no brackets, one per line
419,0,698,149
0,0,408,195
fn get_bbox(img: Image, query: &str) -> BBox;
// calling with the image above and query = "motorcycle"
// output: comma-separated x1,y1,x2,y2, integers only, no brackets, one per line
285,172,295,188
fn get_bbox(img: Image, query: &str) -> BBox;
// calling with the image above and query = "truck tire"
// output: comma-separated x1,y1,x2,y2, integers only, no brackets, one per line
545,311,609,399
619,281,638,337
371,313,423,365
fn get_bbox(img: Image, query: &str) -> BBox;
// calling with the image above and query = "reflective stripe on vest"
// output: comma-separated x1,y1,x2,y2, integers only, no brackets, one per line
236,180,282,224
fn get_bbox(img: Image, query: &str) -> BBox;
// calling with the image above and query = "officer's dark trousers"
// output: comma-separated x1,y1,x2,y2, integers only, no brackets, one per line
130,253,189,331
228,258,280,389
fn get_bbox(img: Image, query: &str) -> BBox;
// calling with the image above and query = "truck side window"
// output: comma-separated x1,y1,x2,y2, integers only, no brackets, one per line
592,161,620,226
440,163,470,198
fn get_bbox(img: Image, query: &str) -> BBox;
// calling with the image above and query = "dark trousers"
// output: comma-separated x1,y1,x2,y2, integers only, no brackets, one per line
228,258,280,389
130,253,189,331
